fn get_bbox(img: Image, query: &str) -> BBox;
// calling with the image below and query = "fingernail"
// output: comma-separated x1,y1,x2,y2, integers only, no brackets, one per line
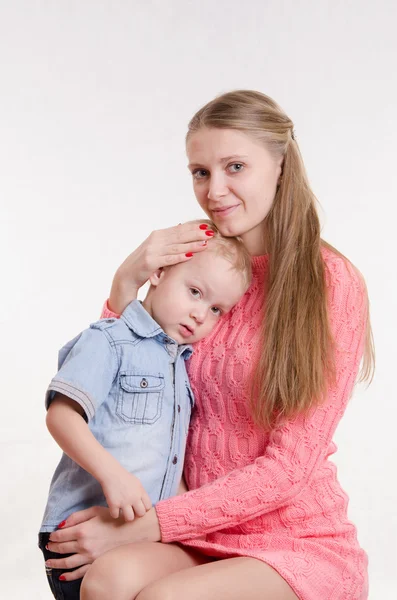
45,544,49,550
199,224,208,230
59,575,66,581
57,520,66,528
185,252,193,258
205,230,214,236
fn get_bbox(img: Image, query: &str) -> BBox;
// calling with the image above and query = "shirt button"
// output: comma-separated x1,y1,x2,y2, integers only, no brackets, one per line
140,378,148,388
177,405,181,413
172,455,178,465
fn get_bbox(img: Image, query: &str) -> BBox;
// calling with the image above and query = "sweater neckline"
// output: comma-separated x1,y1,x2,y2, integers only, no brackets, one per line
251,254,269,270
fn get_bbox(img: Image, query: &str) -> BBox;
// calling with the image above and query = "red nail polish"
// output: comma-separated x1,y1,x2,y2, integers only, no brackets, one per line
57,520,66,528
185,252,193,258
205,230,214,236
59,575,66,581
199,224,208,230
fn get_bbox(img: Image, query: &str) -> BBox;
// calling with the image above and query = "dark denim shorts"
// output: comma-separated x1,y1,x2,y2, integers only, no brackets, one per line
38,533,82,600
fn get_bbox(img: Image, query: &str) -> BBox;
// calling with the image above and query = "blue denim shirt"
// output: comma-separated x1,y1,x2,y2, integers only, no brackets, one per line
40,300,194,532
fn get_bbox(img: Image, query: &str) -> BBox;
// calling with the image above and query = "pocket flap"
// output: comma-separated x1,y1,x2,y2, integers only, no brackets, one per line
120,373,165,393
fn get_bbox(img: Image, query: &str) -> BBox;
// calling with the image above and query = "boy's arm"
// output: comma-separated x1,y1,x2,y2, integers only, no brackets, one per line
47,393,152,521
47,393,124,491
47,325,152,521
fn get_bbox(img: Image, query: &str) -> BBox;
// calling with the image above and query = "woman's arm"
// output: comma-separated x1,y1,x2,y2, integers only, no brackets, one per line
45,478,188,578
45,506,161,581
106,222,211,314
155,256,369,541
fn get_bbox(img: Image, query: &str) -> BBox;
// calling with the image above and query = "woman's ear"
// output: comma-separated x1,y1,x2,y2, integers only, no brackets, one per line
148,268,166,287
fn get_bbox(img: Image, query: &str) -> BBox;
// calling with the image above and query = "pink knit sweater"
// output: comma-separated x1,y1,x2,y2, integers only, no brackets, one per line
102,248,368,600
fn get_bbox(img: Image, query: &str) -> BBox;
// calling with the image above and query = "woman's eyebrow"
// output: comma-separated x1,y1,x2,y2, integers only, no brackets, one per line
188,155,248,169
219,154,248,163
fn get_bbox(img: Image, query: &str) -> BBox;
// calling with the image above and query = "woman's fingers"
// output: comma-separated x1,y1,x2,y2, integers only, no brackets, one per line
46,552,88,570
49,523,81,543
46,541,78,554
58,564,91,582
53,506,100,531
166,222,214,245
164,239,209,257
109,222,214,313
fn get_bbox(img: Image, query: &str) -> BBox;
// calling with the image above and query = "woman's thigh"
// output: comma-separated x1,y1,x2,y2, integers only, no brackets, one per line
136,556,299,600
80,541,210,600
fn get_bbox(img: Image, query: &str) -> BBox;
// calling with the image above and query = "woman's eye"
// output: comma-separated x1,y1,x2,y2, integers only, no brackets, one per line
211,306,222,316
190,288,201,298
228,163,244,173
192,169,209,180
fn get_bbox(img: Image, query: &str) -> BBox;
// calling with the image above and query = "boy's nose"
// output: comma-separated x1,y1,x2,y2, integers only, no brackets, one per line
191,307,207,324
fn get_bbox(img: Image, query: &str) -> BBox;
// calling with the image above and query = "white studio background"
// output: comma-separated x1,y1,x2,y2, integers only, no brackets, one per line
1,1,396,598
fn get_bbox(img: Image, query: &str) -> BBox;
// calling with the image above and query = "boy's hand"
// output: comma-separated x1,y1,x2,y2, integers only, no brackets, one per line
100,466,152,522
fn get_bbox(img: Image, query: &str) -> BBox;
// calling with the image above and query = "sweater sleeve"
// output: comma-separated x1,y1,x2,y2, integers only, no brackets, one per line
100,300,120,320
155,256,369,542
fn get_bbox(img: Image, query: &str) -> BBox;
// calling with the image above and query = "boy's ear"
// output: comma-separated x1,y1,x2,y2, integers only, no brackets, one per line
149,268,166,287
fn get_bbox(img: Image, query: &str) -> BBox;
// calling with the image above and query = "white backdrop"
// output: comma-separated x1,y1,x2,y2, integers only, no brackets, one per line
1,1,396,598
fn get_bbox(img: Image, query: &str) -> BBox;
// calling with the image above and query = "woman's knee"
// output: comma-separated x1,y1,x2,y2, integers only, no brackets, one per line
136,585,172,600
80,546,144,600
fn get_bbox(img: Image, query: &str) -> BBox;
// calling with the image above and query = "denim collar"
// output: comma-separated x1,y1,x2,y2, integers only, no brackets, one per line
121,300,193,359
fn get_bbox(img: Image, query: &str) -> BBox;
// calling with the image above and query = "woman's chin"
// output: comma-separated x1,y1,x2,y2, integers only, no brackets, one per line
213,221,241,238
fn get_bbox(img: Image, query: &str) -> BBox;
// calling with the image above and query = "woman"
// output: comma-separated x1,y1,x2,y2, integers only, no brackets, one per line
45,90,374,600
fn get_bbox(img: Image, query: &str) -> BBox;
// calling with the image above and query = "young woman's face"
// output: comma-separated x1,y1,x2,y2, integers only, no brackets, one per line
187,128,283,255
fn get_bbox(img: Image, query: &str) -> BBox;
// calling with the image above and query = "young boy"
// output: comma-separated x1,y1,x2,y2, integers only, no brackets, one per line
38,222,251,598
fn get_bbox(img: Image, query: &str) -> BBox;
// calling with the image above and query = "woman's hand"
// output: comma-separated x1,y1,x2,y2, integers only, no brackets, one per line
109,222,213,314
45,505,161,582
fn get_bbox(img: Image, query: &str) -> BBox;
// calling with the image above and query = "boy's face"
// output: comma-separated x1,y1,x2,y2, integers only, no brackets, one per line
143,251,248,344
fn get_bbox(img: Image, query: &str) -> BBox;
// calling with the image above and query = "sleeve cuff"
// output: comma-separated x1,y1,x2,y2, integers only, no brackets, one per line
101,300,121,320
45,379,96,420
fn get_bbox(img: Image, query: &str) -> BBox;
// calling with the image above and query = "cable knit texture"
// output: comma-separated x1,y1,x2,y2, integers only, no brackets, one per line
103,247,368,600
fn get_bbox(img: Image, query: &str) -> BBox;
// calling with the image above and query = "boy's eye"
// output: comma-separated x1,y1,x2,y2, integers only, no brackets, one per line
211,306,222,316
228,163,244,173
190,288,201,298
192,169,209,180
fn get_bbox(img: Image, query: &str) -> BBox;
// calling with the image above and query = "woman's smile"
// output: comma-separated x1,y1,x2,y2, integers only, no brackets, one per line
210,204,241,219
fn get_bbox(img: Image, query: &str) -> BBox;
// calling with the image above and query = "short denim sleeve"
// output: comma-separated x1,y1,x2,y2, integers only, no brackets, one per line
45,327,117,420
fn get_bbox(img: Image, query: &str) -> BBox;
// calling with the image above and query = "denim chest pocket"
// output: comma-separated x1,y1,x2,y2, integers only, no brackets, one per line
117,372,165,424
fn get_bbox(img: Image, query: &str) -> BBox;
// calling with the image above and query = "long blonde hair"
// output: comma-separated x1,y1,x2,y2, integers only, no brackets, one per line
187,90,375,429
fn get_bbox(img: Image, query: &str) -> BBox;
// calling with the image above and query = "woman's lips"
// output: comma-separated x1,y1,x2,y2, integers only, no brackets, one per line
211,204,240,218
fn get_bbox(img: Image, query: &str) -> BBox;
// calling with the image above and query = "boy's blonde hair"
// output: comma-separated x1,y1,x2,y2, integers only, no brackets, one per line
188,219,252,289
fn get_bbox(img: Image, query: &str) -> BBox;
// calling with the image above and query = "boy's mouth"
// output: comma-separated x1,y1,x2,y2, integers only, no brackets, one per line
179,324,194,338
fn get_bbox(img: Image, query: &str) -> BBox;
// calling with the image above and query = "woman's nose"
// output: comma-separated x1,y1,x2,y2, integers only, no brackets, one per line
207,174,228,201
